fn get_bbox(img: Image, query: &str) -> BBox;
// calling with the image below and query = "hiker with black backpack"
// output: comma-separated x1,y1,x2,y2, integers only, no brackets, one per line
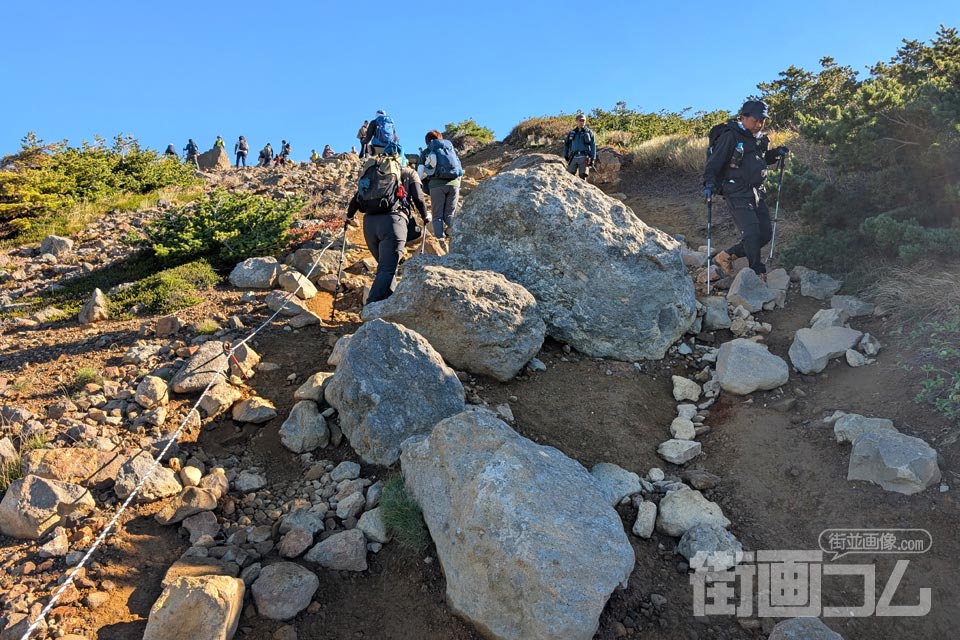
235,136,249,167
419,130,463,244
703,100,789,280
342,153,425,303
563,114,596,179
183,139,199,169
279,140,292,164
363,110,400,156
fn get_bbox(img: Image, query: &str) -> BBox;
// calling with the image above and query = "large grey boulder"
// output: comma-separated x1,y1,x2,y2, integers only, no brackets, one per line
142,575,244,640
362,261,545,382
726,269,777,313
250,562,319,621
451,154,696,360
401,409,634,640
847,430,941,495
0,475,96,539
768,617,844,640
800,271,842,300
716,338,789,395
788,327,863,374
834,414,897,444
229,257,280,289
324,319,465,465
655,488,730,537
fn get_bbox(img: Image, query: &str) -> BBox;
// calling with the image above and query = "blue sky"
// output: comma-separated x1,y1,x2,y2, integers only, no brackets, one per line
2,1,956,161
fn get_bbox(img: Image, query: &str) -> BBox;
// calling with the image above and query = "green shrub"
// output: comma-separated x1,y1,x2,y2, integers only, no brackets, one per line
193,318,220,335
74,367,100,389
379,475,430,553
0,457,21,492
149,189,303,266
506,103,732,147
909,311,960,419
109,259,220,317
0,132,198,242
443,119,495,145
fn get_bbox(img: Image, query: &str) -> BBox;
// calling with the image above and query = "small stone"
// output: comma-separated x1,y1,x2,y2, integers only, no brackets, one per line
632,501,657,539
657,440,702,465
671,376,701,402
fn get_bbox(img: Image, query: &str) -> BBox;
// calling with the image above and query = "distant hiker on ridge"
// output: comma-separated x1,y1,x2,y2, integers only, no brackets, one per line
323,145,335,158
279,140,291,164
235,136,249,167
163,143,178,159
183,139,199,169
563,114,596,180
357,120,369,158
214,135,225,149
258,142,273,167
311,149,321,162
703,99,789,279
418,130,463,246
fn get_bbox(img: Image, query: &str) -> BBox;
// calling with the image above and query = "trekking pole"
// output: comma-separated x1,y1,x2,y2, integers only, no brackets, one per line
329,220,349,321
768,154,787,260
706,195,713,296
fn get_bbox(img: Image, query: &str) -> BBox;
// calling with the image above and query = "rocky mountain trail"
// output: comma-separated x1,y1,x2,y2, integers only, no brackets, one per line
0,145,955,640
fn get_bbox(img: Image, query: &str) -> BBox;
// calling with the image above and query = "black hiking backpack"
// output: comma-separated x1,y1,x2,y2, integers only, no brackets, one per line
357,155,405,215
705,123,731,161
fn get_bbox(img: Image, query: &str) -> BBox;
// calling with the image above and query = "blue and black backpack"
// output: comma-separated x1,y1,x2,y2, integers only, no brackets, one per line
429,139,463,180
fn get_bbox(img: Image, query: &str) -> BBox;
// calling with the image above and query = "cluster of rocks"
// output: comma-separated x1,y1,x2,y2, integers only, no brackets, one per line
825,411,942,494
0,209,164,316
205,154,362,212
788,293,880,374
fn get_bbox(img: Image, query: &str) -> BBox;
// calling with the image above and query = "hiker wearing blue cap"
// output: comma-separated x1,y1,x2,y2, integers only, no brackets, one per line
702,100,790,279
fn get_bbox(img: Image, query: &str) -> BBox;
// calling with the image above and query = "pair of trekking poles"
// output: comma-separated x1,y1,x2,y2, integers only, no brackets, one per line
705,154,787,295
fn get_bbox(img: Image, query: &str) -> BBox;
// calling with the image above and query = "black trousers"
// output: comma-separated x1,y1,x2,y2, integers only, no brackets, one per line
725,189,773,274
362,212,407,303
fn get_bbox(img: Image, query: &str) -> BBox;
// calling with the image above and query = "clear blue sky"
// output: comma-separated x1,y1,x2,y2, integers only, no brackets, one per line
2,1,955,161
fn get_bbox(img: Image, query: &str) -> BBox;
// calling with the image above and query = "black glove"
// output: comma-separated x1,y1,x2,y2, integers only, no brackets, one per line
703,183,715,200
775,146,790,157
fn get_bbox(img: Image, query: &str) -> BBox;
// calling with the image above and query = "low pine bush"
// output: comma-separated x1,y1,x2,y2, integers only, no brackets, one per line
148,189,303,266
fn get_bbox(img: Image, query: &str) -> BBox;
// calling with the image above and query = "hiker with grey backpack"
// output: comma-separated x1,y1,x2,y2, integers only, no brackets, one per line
702,99,789,282
418,130,463,246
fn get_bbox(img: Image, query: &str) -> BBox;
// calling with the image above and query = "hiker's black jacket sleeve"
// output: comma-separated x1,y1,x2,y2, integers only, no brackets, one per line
346,194,360,218
406,178,428,220
703,131,735,187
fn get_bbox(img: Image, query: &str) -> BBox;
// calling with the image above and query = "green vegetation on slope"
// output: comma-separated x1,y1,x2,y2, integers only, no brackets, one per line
0,133,199,243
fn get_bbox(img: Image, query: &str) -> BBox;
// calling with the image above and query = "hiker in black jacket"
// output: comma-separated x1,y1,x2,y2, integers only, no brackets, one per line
703,100,789,277
563,114,596,179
